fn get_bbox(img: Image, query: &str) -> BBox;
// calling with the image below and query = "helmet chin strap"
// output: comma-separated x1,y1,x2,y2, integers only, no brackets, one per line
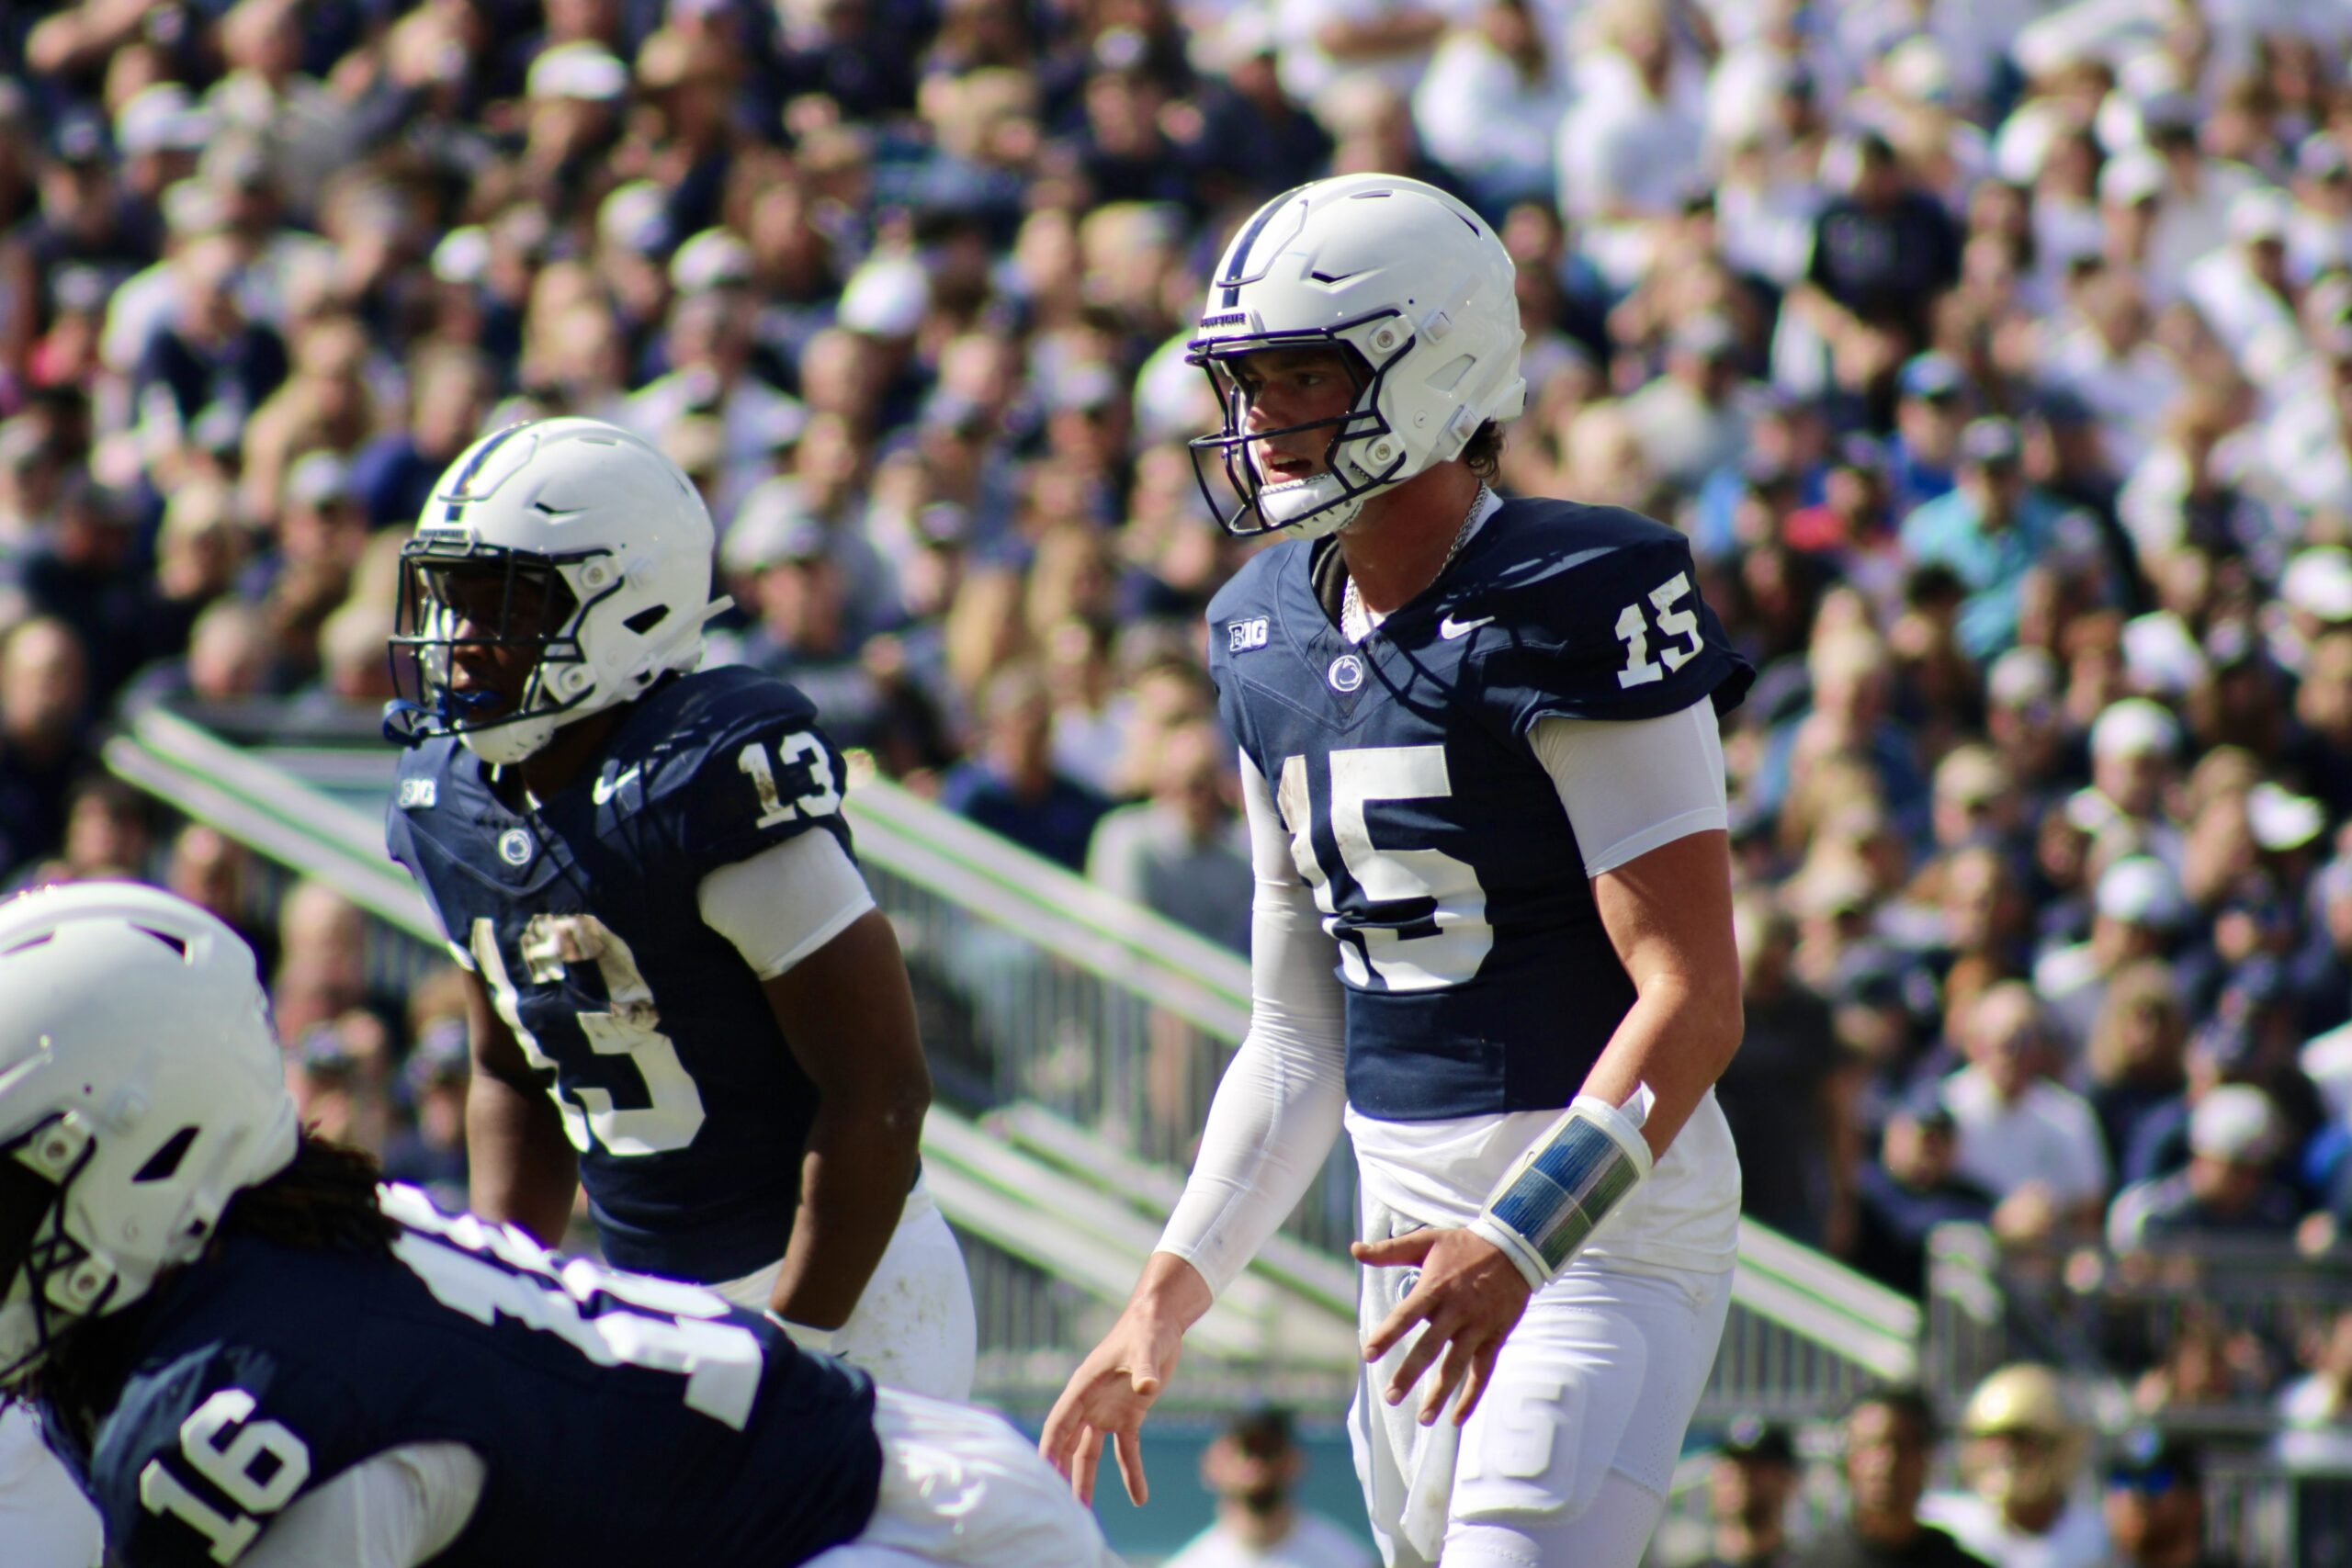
1256,472,1374,538
460,713,560,766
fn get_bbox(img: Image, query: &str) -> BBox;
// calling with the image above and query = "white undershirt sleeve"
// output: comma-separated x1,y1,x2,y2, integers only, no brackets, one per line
1530,701,1728,878
1155,751,1350,1298
243,1443,486,1568
695,832,877,980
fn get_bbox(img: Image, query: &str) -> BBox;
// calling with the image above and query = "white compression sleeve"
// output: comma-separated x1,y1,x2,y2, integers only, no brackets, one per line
1529,701,1727,878
1154,751,1350,1298
696,831,877,980
243,1443,486,1568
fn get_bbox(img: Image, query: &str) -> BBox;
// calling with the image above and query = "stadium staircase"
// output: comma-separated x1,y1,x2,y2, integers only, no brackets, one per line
107,699,1916,1417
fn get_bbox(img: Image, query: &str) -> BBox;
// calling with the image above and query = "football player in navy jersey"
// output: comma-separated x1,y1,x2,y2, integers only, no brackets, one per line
0,884,1113,1568
1045,175,1752,1568
379,417,976,1399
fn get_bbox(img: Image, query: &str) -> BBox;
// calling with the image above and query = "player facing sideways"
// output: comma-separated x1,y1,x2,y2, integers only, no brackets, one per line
0,884,1113,1568
380,417,976,1398
1042,174,1752,1568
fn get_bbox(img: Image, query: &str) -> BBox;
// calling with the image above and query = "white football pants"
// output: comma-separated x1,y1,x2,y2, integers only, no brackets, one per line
715,1176,978,1402
1351,1198,1732,1568
806,1388,1117,1567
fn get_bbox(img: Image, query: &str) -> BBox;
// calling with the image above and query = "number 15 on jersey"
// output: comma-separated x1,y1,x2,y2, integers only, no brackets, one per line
1275,744,1495,993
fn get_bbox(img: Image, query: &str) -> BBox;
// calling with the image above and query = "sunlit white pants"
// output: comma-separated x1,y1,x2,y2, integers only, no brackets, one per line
0,1402,101,1568
1351,1197,1733,1568
714,1176,978,1403
806,1388,1117,1567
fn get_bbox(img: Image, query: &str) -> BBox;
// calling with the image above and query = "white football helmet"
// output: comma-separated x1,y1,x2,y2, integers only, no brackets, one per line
386,417,729,765
0,884,299,1387
1188,174,1528,538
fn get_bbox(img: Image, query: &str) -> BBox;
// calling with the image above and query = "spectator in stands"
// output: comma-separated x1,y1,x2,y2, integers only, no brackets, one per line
349,346,498,528
27,772,152,886
1921,1364,2109,1568
1085,717,1250,953
937,662,1110,873
289,1011,396,1154
1690,1417,1804,1568
1791,1386,1982,1567
2082,959,2191,1179
268,876,380,1045
2276,1307,2352,1471
1899,418,2106,664
1162,1405,1374,1568
2290,852,2352,1041
2108,1084,2301,1250
2036,857,2189,1057
2103,1429,2238,1568
2073,699,2187,869
0,615,92,879
1941,983,2110,1242
162,819,272,978
1788,131,1962,423
1852,1086,1997,1298
1722,892,1852,1249
381,1014,471,1215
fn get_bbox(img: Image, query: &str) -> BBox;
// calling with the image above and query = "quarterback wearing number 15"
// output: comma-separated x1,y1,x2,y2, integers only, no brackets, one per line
1045,175,1751,1568
382,418,975,1398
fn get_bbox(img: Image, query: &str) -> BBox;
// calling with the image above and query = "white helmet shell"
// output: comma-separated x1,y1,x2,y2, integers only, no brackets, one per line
389,418,729,764
1187,174,1527,538
0,884,299,1385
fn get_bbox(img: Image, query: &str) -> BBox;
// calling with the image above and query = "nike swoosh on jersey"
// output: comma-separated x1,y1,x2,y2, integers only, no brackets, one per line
592,766,642,805
1439,614,1496,639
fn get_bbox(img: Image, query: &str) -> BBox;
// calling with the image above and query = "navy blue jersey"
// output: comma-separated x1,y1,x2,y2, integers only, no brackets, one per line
56,1184,879,1568
1206,498,1752,1121
385,666,856,1282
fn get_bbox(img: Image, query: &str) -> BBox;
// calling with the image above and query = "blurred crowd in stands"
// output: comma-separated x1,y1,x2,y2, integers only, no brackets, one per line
14,0,2352,1554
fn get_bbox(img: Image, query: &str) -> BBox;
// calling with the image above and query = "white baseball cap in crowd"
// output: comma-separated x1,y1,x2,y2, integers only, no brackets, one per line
526,41,630,102
2188,1084,2279,1164
2090,698,2181,761
2283,547,2352,625
2095,856,2186,929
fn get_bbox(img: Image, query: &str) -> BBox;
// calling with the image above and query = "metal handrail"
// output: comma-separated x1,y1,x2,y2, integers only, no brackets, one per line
842,756,1252,1040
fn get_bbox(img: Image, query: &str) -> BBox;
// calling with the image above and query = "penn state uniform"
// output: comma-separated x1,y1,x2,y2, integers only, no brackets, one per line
1205,496,1751,1117
385,664,855,1287
1202,495,1754,1567
57,1184,880,1568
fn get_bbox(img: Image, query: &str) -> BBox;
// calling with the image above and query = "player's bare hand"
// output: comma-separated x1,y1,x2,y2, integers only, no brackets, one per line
1040,1257,1212,1507
1353,1228,1532,1427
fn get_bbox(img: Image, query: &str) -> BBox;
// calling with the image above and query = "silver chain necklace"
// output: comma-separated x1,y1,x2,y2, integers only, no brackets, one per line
1342,484,1490,638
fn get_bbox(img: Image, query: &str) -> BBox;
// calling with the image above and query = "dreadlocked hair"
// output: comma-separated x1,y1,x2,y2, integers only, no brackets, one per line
22,1135,397,1451
215,1134,400,1257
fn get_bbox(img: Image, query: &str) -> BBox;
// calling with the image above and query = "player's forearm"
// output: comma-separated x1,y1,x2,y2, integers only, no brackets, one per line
464,1075,579,1245
767,1100,923,1329
1576,969,1743,1162
1129,1250,1216,1331
1156,1020,1347,1297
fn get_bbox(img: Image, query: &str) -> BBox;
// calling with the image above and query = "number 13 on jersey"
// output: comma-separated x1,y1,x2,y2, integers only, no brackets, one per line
1275,745,1494,992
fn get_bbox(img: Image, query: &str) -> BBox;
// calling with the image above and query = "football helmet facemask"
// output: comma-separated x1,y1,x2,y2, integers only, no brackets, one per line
386,418,729,766
0,884,298,1387
1187,174,1527,540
